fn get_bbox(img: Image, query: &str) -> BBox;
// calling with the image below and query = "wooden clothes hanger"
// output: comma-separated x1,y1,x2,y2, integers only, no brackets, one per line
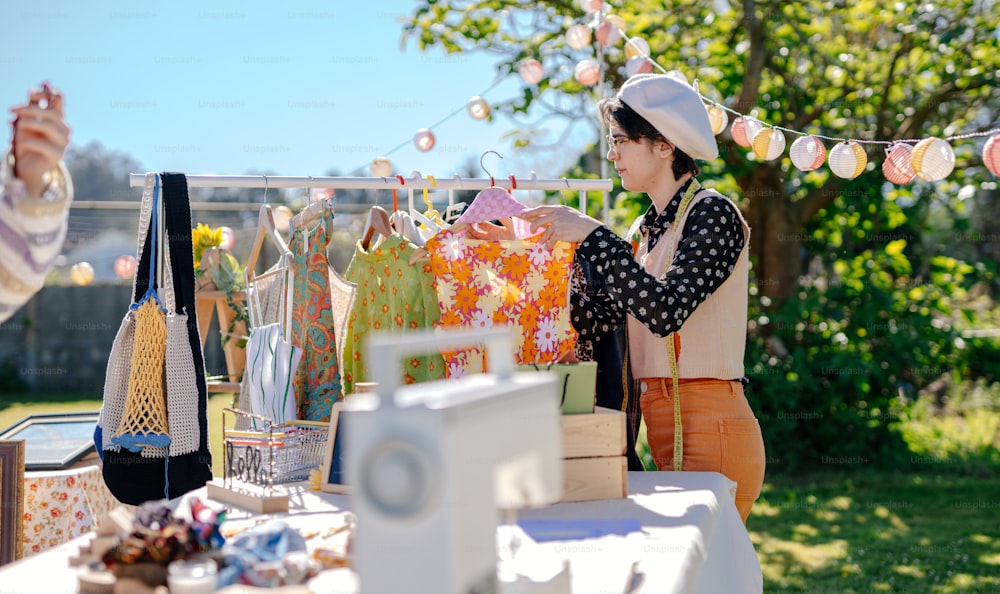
246,203,290,284
361,204,393,250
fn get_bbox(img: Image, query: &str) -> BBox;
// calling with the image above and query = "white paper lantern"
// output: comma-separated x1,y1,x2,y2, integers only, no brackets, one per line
219,226,236,250
752,127,786,161
518,59,544,85
789,136,827,171
983,134,1000,177
595,20,622,46
467,96,490,120
273,205,293,233
371,156,393,177
114,255,136,279
828,141,868,179
731,117,762,148
705,105,728,136
882,143,915,184
566,24,591,50
624,37,650,60
625,56,654,77
910,137,955,182
70,262,94,286
574,58,601,86
414,128,436,152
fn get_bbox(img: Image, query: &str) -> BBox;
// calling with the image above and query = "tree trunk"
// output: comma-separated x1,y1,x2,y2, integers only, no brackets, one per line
741,164,802,306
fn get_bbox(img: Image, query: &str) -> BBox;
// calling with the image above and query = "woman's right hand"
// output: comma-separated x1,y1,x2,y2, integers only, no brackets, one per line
10,84,71,197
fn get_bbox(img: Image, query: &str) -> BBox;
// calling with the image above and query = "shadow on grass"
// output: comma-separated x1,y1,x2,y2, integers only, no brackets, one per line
750,470,1000,593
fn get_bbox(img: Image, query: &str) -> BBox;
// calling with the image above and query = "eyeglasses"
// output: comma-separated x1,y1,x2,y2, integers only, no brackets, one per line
606,135,635,151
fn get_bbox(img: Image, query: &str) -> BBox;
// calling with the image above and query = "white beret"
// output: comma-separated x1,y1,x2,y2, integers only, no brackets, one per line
617,73,719,161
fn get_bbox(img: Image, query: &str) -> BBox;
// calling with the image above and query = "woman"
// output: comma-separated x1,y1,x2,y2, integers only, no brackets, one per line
520,73,766,522
0,84,73,323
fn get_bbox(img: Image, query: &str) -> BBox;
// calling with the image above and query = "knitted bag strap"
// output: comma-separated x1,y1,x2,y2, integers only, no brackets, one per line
129,174,157,304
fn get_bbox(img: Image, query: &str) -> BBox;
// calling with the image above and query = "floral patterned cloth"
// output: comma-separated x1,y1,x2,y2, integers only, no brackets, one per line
22,466,121,557
288,208,343,421
342,234,444,394
426,229,578,377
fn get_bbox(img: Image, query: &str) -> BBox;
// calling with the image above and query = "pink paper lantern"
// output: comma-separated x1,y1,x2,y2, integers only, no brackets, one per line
789,136,827,171
625,55,654,77
828,141,868,179
578,0,603,12
910,137,955,182
731,117,762,148
414,128,436,152
882,143,915,184
114,255,136,279
595,21,622,46
566,24,591,50
574,58,601,86
984,134,1000,177
518,59,544,85
752,127,786,161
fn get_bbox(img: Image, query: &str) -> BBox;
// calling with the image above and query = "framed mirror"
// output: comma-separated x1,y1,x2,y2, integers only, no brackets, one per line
0,412,99,471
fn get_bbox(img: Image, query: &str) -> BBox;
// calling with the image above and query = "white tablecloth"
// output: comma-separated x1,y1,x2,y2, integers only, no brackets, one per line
0,471,762,593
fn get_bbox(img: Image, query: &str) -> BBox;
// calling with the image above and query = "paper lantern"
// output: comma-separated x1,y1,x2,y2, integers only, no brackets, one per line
624,37,650,60
789,136,827,171
371,156,393,177
984,134,1000,177
467,96,490,120
273,205,293,233
578,0,603,12
595,21,622,46
414,128,436,152
114,255,136,279
731,117,762,148
752,127,786,161
911,137,955,182
574,58,601,86
70,262,94,286
706,105,728,136
828,141,867,179
881,143,915,184
625,55,654,77
219,226,236,250
518,59,544,85
566,24,591,50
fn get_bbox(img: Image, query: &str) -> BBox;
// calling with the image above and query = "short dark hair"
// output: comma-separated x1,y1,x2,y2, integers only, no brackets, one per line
598,98,700,180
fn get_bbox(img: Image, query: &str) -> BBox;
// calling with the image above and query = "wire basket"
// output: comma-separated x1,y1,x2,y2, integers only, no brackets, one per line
222,408,329,487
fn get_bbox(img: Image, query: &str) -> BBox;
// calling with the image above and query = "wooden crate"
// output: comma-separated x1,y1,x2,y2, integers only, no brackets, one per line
559,406,628,503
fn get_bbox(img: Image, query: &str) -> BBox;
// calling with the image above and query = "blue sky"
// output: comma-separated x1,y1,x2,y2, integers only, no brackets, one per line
2,0,593,181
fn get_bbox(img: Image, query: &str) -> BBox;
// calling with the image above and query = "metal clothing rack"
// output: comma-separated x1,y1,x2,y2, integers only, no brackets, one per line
128,172,614,222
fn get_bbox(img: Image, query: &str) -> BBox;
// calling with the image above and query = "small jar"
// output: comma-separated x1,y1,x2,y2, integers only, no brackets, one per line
167,558,217,593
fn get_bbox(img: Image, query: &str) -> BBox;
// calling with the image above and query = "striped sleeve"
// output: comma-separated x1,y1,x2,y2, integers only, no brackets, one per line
0,152,73,323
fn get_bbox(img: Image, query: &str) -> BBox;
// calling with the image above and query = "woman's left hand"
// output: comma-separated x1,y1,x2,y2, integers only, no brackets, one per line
517,205,603,249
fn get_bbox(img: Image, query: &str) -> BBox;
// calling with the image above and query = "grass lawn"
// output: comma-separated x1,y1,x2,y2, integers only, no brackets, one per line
3,391,998,591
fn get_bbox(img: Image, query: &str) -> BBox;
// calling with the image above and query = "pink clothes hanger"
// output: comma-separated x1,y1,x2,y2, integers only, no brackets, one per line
453,151,528,226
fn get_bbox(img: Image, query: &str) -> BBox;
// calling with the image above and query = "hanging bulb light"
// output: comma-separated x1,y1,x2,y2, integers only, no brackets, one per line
518,59,544,85
731,117,762,148
595,20,622,46
752,127,786,161
789,136,827,171
566,24,591,50
706,105,728,136
624,37,650,60
983,134,1000,177
625,55,654,77
910,137,955,182
467,96,490,120
114,255,136,279
828,141,868,179
70,262,94,286
882,143,915,184
414,128,436,152
574,58,601,86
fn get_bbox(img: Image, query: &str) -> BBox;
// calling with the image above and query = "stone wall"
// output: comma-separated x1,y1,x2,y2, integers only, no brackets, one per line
0,285,228,393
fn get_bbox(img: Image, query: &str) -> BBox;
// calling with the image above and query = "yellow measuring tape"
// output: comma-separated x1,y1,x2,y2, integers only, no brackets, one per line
664,179,702,471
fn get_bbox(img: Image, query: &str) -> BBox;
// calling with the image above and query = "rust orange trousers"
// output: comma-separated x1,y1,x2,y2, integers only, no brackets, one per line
639,377,766,523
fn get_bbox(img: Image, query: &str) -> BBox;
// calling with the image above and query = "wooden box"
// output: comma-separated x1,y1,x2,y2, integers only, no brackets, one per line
559,406,628,503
